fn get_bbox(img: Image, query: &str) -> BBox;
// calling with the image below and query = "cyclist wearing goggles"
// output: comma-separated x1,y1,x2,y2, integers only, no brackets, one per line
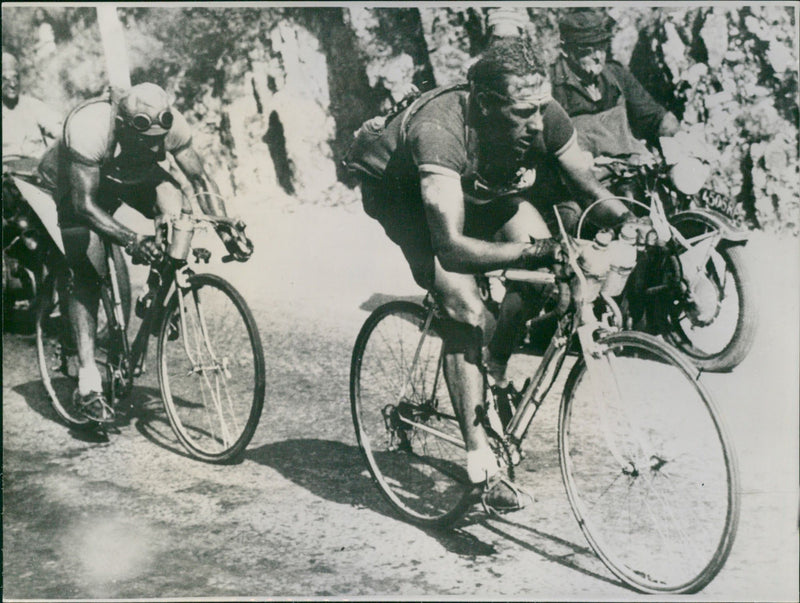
37,82,253,423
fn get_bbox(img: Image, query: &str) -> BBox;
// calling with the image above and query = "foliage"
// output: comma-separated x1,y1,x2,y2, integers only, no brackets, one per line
627,6,798,233
2,5,797,232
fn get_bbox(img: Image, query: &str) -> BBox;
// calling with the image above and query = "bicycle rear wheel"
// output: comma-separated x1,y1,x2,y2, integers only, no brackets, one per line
350,301,473,528
35,269,118,426
157,273,265,463
558,331,739,593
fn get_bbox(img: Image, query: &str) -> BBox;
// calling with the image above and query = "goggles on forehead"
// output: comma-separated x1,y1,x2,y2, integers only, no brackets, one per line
126,109,174,133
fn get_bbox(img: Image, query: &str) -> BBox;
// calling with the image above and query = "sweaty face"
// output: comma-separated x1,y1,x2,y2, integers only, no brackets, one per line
482,73,553,160
566,44,608,82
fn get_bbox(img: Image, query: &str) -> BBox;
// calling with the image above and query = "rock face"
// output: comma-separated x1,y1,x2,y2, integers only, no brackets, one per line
4,5,798,231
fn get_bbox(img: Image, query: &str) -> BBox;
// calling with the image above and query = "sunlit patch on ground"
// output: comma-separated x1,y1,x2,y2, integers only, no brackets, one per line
65,515,158,592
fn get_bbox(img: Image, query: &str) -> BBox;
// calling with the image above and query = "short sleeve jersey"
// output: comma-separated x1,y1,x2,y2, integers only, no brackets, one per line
387,87,576,205
64,98,192,173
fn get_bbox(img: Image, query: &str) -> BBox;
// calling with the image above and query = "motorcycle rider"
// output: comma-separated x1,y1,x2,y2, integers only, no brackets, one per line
2,51,61,160
550,8,680,162
37,82,253,423
2,51,63,328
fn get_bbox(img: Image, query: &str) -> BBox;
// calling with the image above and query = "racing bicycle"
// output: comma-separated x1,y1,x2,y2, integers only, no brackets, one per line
35,209,265,463
350,214,740,593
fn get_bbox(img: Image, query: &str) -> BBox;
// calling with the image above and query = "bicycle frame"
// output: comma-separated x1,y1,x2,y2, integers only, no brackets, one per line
100,240,180,390
396,212,625,462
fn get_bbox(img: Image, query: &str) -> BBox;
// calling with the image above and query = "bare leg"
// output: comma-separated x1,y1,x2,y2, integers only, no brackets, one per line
67,275,100,387
431,260,497,482
487,200,552,383
62,229,108,398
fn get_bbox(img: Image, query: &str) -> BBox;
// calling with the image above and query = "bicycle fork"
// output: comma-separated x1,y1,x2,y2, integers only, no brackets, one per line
172,269,237,447
575,325,664,478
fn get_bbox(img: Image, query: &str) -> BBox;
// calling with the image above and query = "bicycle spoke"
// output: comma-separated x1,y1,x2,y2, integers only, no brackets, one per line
560,332,738,593
159,274,264,462
351,303,472,527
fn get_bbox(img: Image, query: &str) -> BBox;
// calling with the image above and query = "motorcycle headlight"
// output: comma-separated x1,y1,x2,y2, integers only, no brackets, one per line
669,157,710,195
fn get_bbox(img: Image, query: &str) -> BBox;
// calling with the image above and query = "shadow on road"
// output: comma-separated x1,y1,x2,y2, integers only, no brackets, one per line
479,516,626,590
358,292,424,314
246,437,497,557
12,378,194,457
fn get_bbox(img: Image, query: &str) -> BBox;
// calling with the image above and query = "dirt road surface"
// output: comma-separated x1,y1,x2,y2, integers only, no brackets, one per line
3,202,798,600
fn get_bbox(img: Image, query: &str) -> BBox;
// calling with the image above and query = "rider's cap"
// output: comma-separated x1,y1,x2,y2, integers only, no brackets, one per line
118,83,173,136
559,9,614,46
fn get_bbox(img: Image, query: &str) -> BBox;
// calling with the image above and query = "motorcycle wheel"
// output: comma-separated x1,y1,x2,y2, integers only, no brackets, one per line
665,226,757,372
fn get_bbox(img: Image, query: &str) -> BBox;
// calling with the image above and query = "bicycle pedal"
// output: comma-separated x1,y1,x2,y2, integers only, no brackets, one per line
480,476,533,515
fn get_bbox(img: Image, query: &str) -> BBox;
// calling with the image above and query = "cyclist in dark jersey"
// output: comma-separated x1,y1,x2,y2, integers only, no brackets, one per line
359,38,630,511
38,82,252,423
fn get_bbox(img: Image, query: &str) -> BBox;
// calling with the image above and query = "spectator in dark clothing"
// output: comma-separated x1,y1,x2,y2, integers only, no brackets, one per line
549,8,680,160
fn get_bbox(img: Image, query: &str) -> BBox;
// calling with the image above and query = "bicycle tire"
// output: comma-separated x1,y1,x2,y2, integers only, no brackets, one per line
35,269,118,426
350,301,473,528
108,243,132,328
558,331,740,593
157,273,265,463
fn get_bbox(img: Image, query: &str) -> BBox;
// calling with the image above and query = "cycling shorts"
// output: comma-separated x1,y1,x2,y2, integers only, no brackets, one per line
360,175,521,291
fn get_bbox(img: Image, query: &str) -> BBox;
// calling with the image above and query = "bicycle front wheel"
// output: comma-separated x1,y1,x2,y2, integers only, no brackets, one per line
158,273,265,463
558,331,739,593
351,301,473,528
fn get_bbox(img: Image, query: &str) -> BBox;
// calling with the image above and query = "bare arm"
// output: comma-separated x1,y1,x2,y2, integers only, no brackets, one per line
172,145,226,216
557,136,631,226
69,162,137,247
173,143,253,261
421,171,531,274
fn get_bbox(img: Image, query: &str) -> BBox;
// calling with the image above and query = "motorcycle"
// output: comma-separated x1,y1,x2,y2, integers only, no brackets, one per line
575,154,756,372
2,155,58,331
2,154,131,333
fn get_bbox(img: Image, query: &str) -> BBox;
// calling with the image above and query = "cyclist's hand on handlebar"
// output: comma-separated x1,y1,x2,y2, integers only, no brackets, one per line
518,237,560,271
215,220,254,262
126,234,162,265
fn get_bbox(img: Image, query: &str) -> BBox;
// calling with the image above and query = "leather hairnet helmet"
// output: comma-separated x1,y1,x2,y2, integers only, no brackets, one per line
118,83,174,136
559,9,614,46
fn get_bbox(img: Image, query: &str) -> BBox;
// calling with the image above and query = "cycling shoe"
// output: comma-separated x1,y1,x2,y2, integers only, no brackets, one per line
73,389,115,423
480,475,533,515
